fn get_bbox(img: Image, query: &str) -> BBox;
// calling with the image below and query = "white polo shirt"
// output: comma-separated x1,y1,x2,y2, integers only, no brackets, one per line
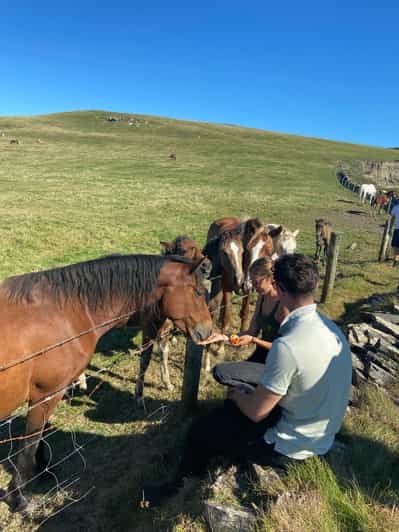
261,304,352,459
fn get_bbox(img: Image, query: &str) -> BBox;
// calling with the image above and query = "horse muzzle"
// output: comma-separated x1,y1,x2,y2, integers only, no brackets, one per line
190,323,213,343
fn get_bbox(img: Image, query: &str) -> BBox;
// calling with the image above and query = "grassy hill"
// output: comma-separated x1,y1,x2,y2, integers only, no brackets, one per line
0,111,398,530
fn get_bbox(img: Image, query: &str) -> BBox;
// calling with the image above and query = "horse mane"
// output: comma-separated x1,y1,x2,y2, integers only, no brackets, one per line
5,254,192,310
243,218,265,247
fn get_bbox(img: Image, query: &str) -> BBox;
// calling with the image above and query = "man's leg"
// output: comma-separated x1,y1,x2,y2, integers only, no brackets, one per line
213,361,266,388
141,400,281,506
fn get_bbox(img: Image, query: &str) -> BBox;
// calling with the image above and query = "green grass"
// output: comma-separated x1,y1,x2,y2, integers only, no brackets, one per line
0,111,398,530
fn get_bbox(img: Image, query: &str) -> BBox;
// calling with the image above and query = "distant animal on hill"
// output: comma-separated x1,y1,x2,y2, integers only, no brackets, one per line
265,224,299,259
359,184,376,204
315,219,332,263
168,153,176,160
10,139,19,145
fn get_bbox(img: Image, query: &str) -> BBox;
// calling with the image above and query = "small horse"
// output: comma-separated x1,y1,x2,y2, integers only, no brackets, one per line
265,224,299,260
134,236,207,399
372,193,390,214
314,219,332,263
0,254,212,512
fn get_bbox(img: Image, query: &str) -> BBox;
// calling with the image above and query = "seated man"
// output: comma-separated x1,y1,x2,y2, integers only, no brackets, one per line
141,254,352,506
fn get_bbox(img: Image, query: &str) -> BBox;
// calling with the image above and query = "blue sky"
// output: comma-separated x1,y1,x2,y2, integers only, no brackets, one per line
1,1,398,147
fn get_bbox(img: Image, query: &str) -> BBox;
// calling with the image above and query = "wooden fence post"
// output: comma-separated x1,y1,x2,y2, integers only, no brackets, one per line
378,220,390,262
321,232,341,303
181,339,203,415
379,216,395,262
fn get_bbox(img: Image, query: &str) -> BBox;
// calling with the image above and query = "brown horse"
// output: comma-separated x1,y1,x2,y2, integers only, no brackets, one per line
0,254,212,512
134,236,208,399
372,193,390,214
203,217,278,349
315,219,332,263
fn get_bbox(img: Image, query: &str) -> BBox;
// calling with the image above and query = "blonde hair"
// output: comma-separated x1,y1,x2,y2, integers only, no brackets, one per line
249,257,274,279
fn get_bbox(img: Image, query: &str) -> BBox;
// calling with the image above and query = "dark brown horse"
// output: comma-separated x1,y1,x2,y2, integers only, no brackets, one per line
134,236,208,399
0,254,212,512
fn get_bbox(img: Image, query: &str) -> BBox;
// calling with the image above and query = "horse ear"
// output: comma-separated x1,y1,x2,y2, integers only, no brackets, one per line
268,225,283,238
160,240,173,254
293,229,300,237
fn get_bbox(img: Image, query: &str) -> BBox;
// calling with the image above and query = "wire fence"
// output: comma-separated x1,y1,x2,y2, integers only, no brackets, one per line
0,286,250,525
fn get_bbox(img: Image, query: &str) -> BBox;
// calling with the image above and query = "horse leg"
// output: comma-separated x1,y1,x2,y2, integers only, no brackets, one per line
204,283,223,371
135,319,164,401
315,240,321,262
156,323,174,391
6,393,63,513
134,342,154,401
239,291,251,332
78,372,87,391
221,290,233,334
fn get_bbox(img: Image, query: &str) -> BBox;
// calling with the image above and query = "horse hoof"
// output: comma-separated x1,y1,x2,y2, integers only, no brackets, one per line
5,492,29,514
135,395,145,406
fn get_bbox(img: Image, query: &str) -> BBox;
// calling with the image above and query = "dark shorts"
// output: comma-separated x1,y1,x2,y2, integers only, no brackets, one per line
392,229,399,248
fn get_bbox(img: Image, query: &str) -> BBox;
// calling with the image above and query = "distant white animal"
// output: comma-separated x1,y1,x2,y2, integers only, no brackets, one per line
266,224,299,260
359,184,376,204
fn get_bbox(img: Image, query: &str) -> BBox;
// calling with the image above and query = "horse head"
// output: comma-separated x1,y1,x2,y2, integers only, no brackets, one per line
218,227,245,294
265,223,299,260
159,257,212,343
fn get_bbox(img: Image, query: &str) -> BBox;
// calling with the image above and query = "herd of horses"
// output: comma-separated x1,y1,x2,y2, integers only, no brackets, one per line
337,171,397,213
0,216,299,513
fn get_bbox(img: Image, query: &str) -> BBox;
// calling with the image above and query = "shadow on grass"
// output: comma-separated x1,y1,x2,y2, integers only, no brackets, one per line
337,291,396,324
0,394,199,532
96,325,142,357
346,209,367,216
1,397,398,531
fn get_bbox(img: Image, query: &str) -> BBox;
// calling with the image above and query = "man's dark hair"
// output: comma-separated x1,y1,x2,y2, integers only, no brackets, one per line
273,254,319,297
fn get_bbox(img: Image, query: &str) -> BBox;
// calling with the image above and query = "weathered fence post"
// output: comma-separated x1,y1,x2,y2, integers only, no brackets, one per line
379,216,395,262
321,232,341,303
181,339,203,415
378,220,391,262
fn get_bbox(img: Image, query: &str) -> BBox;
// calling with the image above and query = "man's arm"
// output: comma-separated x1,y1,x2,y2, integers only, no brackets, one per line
229,385,282,423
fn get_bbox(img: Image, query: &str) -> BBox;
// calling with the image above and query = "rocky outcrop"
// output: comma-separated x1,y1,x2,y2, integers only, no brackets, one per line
347,309,399,400
360,160,399,187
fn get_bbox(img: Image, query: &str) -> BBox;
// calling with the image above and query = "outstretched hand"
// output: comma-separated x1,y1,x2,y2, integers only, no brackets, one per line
234,335,254,346
198,332,229,346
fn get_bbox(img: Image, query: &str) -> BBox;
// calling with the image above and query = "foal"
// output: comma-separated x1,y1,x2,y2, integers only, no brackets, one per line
134,236,210,399
314,219,332,263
